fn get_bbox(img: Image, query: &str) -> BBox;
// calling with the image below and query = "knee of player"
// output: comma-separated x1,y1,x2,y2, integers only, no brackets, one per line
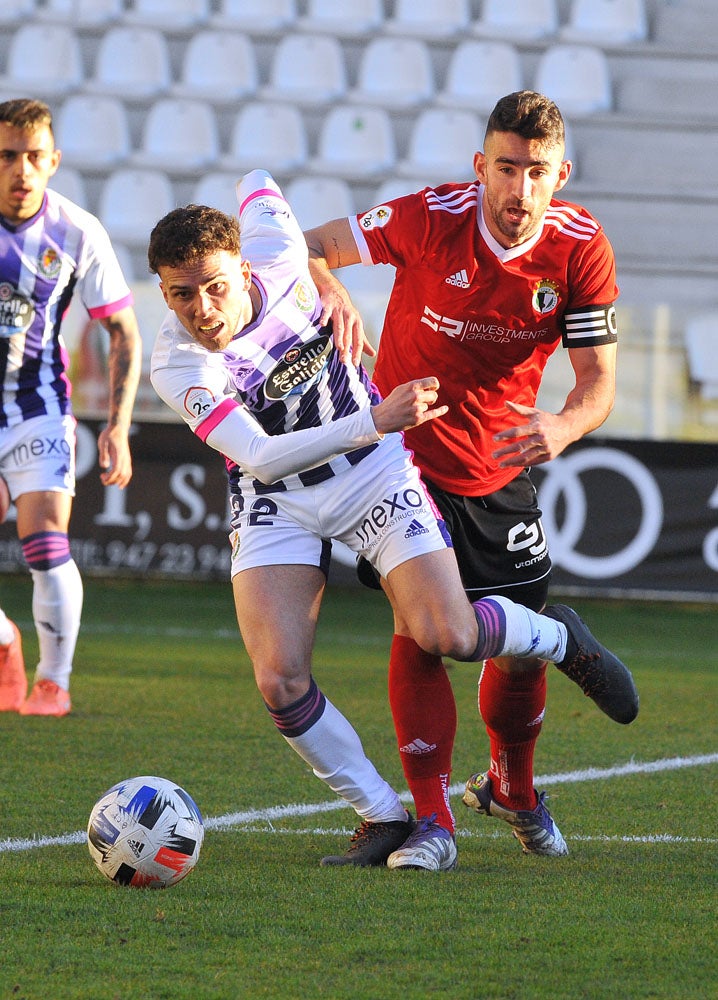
411,619,473,660
253,662,312,709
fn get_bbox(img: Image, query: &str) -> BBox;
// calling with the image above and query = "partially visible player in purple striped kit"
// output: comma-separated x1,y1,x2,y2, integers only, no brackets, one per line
0,99,142,717
148,170,636,868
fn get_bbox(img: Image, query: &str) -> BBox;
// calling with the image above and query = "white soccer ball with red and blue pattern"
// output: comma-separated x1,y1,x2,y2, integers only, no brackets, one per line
87,776,204,888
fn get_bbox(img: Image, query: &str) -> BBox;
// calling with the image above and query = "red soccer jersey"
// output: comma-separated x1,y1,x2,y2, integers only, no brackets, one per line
350,181,618,496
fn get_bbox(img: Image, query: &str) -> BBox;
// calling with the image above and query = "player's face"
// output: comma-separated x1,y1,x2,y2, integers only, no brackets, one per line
159,251,255,353
0,123,61,224
474,131,571,249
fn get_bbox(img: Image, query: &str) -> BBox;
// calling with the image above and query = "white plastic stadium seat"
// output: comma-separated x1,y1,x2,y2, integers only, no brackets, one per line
170,31,258,104
397,108,483,182
54,95,130,171
384,0,470,40
535,45,612,117
309,106,396,180
34,0,123,27
85,27,171,101
295,0,383,38
192,173,239,216
284,177,355,231
219,102,308,175
473,0,559,41
122,0,210,31
435,40,523,114
0,24,83,98
131,99,220,174
260,34,347,106
49,168,89,209
561,0,648,45
99,169,175,246
0,0,36,27
347,38,435,110
210,0,297,34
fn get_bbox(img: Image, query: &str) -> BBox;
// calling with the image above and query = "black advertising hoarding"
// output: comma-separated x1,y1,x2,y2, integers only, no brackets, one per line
529,437,717,600
0,423,716,601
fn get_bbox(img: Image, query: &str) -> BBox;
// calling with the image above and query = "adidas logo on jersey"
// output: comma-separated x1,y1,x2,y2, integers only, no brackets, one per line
404,519,429,538
445,269,470,289
399,737,438,755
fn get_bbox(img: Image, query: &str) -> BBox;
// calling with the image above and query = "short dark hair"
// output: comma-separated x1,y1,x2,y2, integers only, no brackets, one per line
485,90,565,149
147,204,241,274
0,98,54,141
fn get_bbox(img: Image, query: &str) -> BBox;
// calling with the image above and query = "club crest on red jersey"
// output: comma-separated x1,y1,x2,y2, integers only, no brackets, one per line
531,279,560,317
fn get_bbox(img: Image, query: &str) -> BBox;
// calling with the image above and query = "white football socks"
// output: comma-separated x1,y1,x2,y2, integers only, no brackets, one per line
284,697,408,823
30,560,83,691
488,594,568,662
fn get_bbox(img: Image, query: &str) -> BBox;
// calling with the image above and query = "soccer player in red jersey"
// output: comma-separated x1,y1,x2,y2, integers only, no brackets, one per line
306,90,631,868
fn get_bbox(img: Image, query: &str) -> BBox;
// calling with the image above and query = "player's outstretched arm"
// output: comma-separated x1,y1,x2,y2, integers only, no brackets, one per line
96,306,143,488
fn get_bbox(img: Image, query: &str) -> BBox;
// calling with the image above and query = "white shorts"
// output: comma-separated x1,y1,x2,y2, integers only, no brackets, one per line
228,434,450,578
0,414,77,501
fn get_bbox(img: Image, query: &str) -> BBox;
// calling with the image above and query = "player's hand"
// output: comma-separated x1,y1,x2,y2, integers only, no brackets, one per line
318,281,375,367
371,377,448,434
98,426,133,488
492,400,570,468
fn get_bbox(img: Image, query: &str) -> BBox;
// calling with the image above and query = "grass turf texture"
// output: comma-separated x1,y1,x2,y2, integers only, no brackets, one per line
0,576,715,999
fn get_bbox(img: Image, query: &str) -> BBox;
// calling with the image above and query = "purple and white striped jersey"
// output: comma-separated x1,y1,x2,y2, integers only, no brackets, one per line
0,187,133,428
151,170,383,498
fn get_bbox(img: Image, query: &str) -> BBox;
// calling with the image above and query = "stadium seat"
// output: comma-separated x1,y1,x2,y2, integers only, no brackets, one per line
384,0,470,39
99,168,175,246
534,45,612,116
131,99,220,174
561,0,648,45
112,242,137,283
170,31,258,104
347,38,435,109
260,34,347,106
373,178,430,205
122,0,210,31
49,168,89,209
34,0,123,26
210,0,297,34
219,102,309,175
192,173,239,216
295,0,383,38
54,95,130,171
472,0,559,40
85,26,171,101
309,105,396,180
0,24,83,98
435,40,523,114
284,177,355,230
397,108,483,182
0,0,36,27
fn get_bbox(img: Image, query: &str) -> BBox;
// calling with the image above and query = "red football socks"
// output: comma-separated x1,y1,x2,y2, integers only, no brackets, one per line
388,634,457,833
478,657,547,811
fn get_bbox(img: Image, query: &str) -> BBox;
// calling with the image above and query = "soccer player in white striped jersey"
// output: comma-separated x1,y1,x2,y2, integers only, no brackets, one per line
0,99,141,717
148,168,637,869
306,90,636,868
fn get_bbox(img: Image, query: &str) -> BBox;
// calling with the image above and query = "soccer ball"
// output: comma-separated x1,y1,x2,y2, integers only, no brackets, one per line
87,775,204,889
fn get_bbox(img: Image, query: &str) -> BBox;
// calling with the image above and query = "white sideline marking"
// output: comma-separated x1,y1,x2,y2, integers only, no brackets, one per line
1,753,715,855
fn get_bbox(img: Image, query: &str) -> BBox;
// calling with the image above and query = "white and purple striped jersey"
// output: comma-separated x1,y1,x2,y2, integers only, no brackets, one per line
0,188,133,429
151,170,384,499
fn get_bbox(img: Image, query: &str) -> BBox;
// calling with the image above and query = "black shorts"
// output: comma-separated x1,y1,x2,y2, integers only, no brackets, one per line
357,470,552,612
425,471,552,612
